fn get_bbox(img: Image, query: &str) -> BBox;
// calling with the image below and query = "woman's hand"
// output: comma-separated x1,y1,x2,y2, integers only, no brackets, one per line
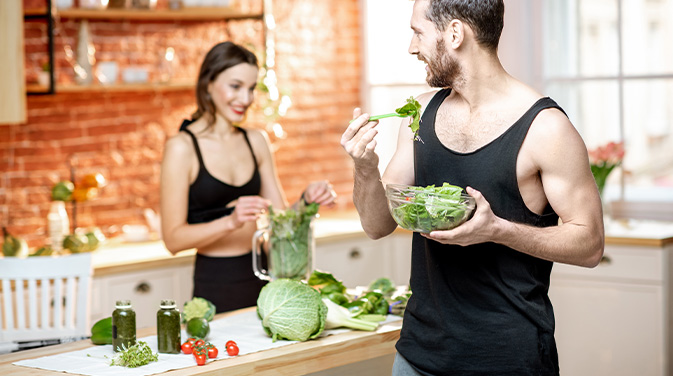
230,196,271,228
302,180,337,207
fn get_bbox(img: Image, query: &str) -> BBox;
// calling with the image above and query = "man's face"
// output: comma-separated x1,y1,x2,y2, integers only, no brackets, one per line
409,0,463,88
425,38,462,88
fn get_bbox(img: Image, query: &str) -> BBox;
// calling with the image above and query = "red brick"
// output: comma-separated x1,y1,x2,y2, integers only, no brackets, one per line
13,144,60,158
5,0,362,239
0,127,12,143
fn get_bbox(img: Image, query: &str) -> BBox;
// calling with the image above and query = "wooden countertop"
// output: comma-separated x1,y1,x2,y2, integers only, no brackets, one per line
604,218,673,247
90,209,404,276
0,307,403,376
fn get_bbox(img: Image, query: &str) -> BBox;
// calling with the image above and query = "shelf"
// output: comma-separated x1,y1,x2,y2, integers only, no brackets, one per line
23,7,48,17
53,7,263,21
26,81,195,93
21,4,264,96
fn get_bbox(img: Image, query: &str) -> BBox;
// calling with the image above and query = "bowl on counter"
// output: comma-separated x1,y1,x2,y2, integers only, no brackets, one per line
385,183,475,233
122,224,150,242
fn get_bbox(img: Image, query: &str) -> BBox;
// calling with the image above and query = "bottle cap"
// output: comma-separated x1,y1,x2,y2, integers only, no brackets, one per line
160,299,176,309
115,300,132,308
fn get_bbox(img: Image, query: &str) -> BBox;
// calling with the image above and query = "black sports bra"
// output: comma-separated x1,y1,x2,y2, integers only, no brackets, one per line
180,120,262,224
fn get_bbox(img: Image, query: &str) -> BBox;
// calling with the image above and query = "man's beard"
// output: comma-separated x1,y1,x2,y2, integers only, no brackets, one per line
424,38,462,88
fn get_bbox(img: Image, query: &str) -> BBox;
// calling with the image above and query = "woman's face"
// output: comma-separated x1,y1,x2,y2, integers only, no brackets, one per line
208,63,259,124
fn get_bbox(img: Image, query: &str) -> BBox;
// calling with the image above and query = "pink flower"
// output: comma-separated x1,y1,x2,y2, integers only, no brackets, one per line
589,141,625,195
588,141,624,166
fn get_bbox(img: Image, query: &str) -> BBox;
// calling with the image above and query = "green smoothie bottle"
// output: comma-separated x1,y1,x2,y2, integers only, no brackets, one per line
157,299,181,354
112,300,136,352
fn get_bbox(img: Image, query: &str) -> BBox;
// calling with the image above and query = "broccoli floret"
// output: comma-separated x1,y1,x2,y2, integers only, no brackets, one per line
181,297,216,323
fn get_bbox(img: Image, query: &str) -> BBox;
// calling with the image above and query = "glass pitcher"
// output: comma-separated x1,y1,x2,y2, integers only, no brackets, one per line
252,206,317,281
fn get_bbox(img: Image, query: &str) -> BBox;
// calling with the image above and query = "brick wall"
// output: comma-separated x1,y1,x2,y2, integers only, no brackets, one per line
1,0,360,247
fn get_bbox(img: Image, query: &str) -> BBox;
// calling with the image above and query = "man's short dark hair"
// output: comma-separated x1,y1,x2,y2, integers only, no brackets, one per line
426,0,505,52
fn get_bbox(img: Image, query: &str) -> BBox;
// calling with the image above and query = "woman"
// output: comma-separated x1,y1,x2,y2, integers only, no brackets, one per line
160,41,336,313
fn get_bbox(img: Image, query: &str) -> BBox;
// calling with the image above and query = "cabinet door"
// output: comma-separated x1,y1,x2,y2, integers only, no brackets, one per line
549,245,666,376
92,265,193,329
315,236,390,287
550,279,663,376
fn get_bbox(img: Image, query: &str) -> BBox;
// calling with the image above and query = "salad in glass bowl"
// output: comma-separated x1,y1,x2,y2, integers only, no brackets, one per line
385,182,475,233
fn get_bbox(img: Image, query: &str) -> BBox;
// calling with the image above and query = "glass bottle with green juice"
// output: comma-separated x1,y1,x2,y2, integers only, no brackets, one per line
157,299,181,353
112,300,136,352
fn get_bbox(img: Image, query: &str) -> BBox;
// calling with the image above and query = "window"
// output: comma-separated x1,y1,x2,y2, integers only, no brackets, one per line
543,0,673,203
362,0,429,173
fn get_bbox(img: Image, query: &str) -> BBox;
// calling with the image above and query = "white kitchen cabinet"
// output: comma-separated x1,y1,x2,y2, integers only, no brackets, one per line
314,232,412,288
549,243,673,376
91,264,193,328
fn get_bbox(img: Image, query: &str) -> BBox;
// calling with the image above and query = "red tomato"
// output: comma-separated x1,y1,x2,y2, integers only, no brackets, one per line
207,346,218,359
181,341,194,354
195,339,205,347
225,340,237,348
194,353,206,366
226,344,239,356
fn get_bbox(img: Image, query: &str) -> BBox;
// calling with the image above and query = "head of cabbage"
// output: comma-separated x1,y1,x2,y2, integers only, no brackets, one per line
257,279,327,342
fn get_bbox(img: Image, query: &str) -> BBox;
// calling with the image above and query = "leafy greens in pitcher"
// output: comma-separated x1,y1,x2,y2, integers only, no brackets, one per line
267,201,319,280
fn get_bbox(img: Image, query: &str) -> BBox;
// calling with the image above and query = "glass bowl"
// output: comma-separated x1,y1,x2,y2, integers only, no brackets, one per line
385,183,476,233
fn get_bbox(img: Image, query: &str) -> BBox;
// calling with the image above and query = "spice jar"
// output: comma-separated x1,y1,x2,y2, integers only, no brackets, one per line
157,299,181,354
112,300,136,352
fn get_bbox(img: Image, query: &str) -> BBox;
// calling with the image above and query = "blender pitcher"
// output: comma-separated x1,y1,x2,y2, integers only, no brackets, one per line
252,206,317,281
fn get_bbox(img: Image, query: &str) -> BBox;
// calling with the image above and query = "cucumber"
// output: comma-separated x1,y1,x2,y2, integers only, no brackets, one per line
91,331,112,345
91,317,113,345
91,317,112,334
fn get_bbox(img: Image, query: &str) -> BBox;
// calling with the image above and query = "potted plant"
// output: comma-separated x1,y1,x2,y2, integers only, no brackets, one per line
588,141,625,197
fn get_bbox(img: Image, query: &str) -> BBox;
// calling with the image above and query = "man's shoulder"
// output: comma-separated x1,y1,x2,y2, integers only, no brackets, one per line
416,90,441,103
415,90,443,116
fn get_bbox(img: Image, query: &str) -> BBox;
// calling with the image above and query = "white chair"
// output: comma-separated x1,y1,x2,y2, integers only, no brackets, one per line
0,253,92,353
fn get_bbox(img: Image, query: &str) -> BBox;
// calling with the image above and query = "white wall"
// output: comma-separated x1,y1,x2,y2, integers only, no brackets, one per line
498,0,543,91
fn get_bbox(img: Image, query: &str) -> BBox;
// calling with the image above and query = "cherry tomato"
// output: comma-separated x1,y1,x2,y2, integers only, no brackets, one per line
225,340,237,348
207,346,218,359
226,343,239,356
187,337,197,343
194,353,206,366
195,339,205,347
181,341,194,354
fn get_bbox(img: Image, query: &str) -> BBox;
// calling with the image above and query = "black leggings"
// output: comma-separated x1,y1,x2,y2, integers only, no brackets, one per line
193,252,267,314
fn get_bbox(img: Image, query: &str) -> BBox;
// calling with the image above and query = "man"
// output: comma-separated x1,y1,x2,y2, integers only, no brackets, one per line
340,0,604,375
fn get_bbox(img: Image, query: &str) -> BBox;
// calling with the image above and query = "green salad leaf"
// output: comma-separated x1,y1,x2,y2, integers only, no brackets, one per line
308,271,411,317
392,182,468,231
368,277,396,297
353,97,423,141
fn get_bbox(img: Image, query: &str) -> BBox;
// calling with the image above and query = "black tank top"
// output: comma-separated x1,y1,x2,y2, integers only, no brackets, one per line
180,120,262,224
395,89,564,375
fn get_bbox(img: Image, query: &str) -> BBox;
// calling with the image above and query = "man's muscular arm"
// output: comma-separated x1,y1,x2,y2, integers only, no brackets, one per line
341,109,397,239
425,109,604,267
